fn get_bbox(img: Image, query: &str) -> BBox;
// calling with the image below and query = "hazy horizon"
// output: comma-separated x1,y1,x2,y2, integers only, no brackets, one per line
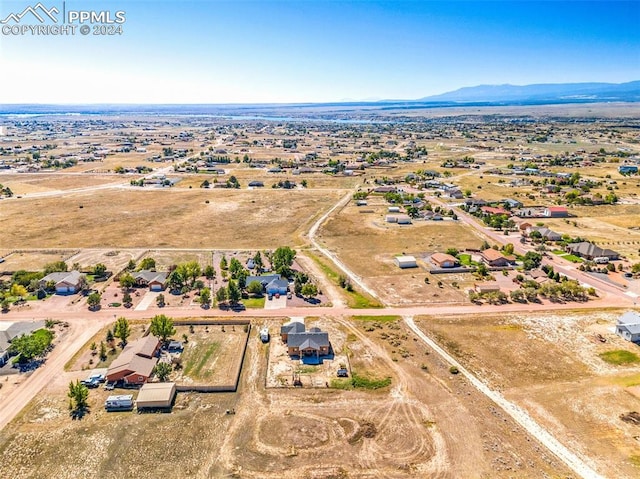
1,1,638,103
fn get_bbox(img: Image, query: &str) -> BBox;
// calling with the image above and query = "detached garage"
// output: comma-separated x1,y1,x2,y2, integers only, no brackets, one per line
395,255,417,269
136,382,177,410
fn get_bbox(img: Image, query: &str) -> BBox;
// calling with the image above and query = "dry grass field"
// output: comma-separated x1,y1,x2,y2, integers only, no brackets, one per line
0,174,127,195
0,250,75,272
0,188,342,249
143,250,213,270
318,203,482,304
416,309,640,478
66,249,145,272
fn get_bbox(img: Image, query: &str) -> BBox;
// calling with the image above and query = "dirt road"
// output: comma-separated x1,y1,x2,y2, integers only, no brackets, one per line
404,315,605,479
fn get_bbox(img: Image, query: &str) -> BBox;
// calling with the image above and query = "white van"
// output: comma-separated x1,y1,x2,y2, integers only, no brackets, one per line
593,257,609,264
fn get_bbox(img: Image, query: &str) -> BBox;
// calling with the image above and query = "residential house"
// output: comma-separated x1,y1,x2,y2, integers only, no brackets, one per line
39,271,84,294
281,322,331,359
615,311,640,343
565,242,620,261
525,226,562,242
246,274,289,295
502,198,523,209
0,320,46,366
280,320,306,342
479,249,510,267
106,335,161,385
543,206,569,218
430,253,459,268
134,270,168,291
481,206,511,216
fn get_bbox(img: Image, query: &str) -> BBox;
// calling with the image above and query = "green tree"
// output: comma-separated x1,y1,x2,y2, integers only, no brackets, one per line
99,341,107,362
1,299,9,312
631,263,640,274
153,362,172,382
138,257,156,271
502,243,515,255
119,272,135,291
44,261,68,274
229,258,243,278
220,255,228,270
216,286,228,304
444,248,459,257
247,280,263,296
87,292,101,310
106,329,115,346
68,380,89,416
272,246,296,277
156,293,165,307
300,283,318,299
93,263,107,276
122,292,132,307
476,263,489,277
113,317,131,346
10,283,28,299
89,342,97,356
9,329,53,362
204,265,215,279
199,287,211,308
227,280,241,305
253,251,264,273
150,314,176,344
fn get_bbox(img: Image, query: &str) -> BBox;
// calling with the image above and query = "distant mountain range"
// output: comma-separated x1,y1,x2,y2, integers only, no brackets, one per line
420,81,640,103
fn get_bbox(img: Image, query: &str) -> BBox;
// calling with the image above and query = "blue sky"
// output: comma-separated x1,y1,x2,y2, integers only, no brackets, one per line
0,0,638,103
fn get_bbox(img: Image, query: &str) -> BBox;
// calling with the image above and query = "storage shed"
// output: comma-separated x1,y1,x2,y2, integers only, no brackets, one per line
136,382,177,410
395,255,417,269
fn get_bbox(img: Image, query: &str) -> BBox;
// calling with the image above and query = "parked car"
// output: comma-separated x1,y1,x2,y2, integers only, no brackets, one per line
81,373,105,388
337,368,349,378
286,292,292,299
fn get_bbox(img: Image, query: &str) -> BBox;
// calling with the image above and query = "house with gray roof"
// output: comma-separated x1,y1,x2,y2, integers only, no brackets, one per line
565,242,620,261
39,271,84,294
0,320,46,366
280,320,306,342
134,270,168,291
615,311,640,343
285,325,330,359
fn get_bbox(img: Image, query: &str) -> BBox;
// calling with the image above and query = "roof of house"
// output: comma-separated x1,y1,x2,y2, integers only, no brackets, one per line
40,270,82,286
0,320,47,353
107,336,160,378
287,330,330,349
395,255,417,263
475,282,501,292
618,323,640,335
567,242,619,258
481,206,510,216
545,206,568,213
431,253,458,264
266,278,289,290
246,274,281,286
481,249,506,262
135,270,168,284
619,311,640,325
281,320,306,336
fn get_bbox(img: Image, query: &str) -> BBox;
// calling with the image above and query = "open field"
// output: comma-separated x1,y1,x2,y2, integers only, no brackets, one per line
143,250,213,270
0,250,75,272
66,249,146,273
0,174,127,195
318,202,482,304
415,309,640,478
0,188,342,249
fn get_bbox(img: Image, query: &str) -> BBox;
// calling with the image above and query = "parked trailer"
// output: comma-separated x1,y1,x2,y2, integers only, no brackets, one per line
260,327,270,343
105,395,134,411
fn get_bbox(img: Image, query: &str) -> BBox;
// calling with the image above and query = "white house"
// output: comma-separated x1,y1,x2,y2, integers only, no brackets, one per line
615,311,640,343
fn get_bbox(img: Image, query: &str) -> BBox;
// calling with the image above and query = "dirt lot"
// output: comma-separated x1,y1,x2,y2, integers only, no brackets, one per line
0,313,578,479
0,188,342,249
416,309,640,478
265,317,350,388
66,249,146,274
172,324,248,387
0,251,75,272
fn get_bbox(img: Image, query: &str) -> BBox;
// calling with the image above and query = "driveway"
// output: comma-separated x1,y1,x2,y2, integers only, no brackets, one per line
135,291,159,311
263,295,287,310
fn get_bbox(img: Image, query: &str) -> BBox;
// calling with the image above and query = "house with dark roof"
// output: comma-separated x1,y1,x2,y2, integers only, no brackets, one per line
525,226,562,242
106,335,160,385
281,321,331,359
134,270,168,291
39,271,84,294
615,312,640,343
565,242,620,261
